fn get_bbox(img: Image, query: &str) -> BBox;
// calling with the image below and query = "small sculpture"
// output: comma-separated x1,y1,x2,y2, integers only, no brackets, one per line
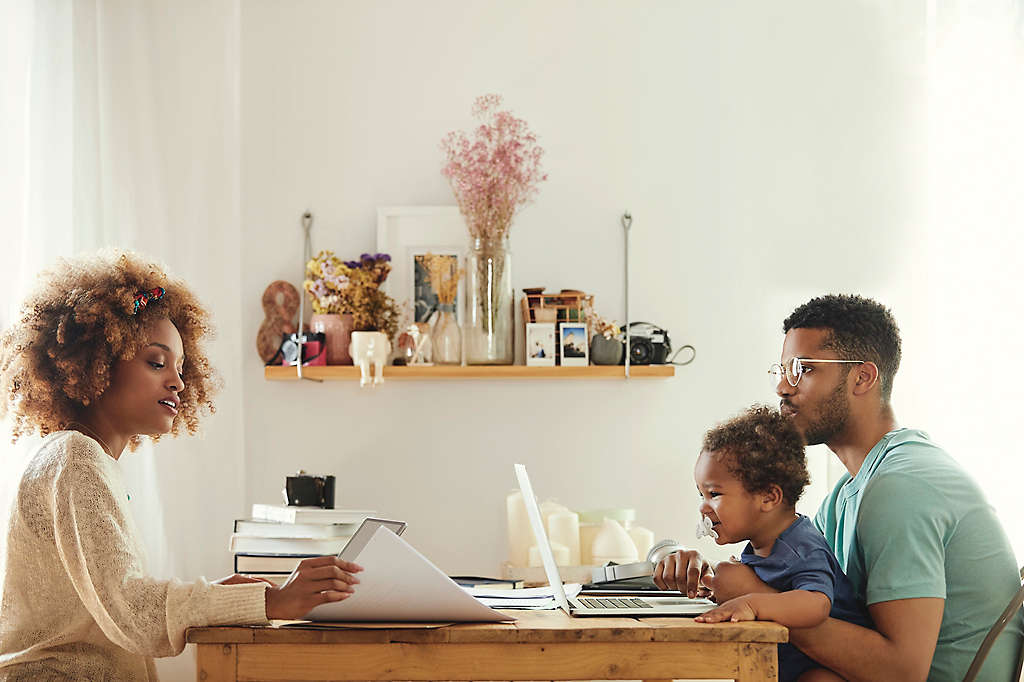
350,331,391,387
408,322,433,365
257,281,300,362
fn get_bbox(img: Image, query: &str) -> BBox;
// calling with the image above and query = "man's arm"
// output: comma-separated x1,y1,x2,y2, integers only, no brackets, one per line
790,597,944,682
705,561,943,681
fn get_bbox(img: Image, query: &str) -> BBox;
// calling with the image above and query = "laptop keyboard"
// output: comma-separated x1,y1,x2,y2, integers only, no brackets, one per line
579,597,653,609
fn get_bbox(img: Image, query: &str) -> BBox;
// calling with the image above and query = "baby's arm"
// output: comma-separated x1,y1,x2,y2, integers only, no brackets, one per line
695,589,831,628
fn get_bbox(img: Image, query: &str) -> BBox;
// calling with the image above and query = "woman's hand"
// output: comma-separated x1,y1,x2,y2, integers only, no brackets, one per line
214,573,274,586
264,556,364,620
652,549,714,598
694,593,759,623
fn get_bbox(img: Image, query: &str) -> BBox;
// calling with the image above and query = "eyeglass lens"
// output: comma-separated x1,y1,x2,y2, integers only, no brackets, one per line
769,358,803,389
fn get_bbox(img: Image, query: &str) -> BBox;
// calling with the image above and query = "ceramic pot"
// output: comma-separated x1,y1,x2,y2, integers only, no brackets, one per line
310,313,353,365
590,334,624,365
349,331,391,387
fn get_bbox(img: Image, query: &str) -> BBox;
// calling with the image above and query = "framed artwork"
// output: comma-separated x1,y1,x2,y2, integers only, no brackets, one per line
413,252,459,323
559,323,589,367
377,206,466,324
526,322,556,367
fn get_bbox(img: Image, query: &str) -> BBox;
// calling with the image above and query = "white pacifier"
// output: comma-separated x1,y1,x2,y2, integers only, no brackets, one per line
695,514,719,540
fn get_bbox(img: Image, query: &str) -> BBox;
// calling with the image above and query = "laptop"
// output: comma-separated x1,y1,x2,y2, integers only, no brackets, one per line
515,463,714,617
337,517,407,562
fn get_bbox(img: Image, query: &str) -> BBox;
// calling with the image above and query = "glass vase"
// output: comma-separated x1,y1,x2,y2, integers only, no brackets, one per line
432,304,461,365
465,236,514,364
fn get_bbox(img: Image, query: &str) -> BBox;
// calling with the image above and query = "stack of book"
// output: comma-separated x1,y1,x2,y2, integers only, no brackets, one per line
230,504,375,582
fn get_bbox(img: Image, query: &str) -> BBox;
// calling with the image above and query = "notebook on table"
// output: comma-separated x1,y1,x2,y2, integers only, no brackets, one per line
514,463,714,617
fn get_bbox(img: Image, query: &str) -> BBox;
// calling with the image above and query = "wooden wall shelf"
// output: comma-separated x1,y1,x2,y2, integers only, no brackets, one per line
264,365,674,381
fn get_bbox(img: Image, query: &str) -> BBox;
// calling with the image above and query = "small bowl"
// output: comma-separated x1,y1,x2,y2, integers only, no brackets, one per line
522,287,545,295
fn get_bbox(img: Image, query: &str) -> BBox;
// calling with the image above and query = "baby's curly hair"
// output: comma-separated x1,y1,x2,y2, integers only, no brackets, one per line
0,249,219,448
702,404,809,506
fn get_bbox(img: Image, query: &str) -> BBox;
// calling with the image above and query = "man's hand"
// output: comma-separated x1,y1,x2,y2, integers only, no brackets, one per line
264,556,363,620
652,549,714,598
694,593,759,623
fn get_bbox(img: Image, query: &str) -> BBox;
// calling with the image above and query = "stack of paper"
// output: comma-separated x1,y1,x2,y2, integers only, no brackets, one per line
462,584,582,610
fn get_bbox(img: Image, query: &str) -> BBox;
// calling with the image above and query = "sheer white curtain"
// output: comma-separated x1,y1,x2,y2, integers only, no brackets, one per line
2,2,243,679
899,0,1024,563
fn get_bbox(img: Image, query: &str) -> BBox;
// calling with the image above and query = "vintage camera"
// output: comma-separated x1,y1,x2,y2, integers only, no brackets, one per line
267,331,326,367
626,322,671,365
283,471,335,508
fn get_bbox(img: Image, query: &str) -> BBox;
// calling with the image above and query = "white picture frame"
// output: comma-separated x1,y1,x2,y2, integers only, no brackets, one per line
526,322,556,367
376,206,466,326
559,323,589,367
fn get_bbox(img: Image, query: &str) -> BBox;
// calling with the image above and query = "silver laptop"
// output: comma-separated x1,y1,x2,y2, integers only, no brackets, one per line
337,517,407,562
515,463,714,617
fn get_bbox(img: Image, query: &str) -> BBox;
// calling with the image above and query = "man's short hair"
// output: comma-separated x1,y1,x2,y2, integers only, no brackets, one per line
783,294,902,402
703,404,809,507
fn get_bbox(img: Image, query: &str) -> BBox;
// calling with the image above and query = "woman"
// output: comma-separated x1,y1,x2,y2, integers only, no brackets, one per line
0,250,360,680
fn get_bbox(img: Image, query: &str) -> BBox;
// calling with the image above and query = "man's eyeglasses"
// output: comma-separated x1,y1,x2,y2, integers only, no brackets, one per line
769,357,865,388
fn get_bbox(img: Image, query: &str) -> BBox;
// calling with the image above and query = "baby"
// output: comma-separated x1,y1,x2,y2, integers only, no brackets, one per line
691,405,872,682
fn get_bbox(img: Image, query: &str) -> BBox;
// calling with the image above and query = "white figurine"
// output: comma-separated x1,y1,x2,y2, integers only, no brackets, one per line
408,322,433,365
349,331,391,387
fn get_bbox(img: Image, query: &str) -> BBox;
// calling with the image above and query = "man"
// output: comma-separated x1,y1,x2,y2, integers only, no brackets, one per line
654,295,1023,681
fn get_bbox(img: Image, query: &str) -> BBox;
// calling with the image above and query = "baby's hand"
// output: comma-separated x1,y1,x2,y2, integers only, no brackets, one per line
694,594,758,623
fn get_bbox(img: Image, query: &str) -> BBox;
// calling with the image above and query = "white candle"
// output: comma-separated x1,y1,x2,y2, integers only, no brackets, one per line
548,511,581,565
506,490,532,566
529,541,570,567
629,525,655,559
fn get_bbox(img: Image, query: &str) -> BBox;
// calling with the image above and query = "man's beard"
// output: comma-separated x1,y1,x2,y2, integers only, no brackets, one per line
803,378,850,445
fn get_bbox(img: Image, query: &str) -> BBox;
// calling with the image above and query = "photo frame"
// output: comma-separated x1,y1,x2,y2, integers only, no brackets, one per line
526,322,556,367
376,206,466,325
559,323,589,367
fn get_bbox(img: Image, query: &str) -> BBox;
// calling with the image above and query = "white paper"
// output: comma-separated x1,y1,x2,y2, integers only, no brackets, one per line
305,526,514,622
462,584,582,599
463,583,582,610
475,597,558,609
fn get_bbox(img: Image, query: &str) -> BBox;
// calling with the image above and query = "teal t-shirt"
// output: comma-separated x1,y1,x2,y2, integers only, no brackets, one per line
814,428,1023,681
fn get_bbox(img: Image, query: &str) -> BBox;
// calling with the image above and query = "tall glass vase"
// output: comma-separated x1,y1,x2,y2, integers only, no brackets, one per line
465,236,514,364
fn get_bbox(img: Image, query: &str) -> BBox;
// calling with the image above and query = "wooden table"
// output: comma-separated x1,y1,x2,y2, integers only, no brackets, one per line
186,610,787,681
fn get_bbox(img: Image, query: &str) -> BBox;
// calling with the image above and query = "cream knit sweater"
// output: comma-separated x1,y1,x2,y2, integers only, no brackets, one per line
0,431,269,680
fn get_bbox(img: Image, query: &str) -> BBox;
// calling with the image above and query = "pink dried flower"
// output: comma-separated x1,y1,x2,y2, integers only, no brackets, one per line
441,94,548,241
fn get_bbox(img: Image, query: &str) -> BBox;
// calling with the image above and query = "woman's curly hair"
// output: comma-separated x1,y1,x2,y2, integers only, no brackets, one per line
702,404,810,506
0,249,219,448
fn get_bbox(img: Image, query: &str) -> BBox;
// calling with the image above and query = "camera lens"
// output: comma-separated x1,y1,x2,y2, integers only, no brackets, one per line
281,338,299,363
630,338,653,365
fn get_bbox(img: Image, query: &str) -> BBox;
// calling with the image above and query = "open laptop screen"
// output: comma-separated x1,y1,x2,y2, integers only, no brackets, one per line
337,517,407,562
514,463,572,612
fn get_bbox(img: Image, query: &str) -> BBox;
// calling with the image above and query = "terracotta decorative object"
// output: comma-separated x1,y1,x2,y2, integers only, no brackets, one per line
257,281,299,362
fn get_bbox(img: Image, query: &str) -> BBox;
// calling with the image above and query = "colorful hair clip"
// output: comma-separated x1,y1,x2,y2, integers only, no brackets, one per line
695,514,719,541
133,287,166,314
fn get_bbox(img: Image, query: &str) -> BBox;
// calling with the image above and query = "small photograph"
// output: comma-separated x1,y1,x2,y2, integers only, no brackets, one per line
526,322,556,367
559,324,589,367
413,252,459,323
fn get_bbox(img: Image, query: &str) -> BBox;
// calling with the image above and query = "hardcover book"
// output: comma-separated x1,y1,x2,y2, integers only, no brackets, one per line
250,504,375,525
229,534,353,556
233,519,358,538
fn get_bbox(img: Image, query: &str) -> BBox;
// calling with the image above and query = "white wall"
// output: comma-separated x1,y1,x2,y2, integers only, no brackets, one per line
239,0,932,574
